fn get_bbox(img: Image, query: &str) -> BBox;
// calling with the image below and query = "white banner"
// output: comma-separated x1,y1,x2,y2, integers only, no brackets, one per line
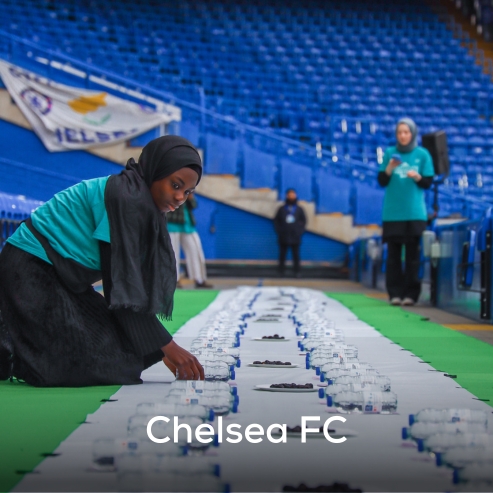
0,60,181,152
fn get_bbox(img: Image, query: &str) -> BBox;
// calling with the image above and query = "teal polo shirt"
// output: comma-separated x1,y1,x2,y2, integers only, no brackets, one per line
167,207,196,234
379,146,435,222
7,176,110,270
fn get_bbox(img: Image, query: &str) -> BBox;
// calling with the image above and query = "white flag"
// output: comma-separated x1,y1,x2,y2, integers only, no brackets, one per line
0,60,181,151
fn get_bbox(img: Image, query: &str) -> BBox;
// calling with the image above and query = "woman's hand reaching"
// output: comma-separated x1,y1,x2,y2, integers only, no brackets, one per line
407,170,422,182
162,340,205,380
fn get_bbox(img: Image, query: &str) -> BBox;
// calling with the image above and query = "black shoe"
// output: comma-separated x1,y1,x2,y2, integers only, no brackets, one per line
195,281,214,289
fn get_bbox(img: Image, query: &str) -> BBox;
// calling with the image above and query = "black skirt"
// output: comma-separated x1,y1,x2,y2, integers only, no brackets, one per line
0,244,162,387
382,220,427,243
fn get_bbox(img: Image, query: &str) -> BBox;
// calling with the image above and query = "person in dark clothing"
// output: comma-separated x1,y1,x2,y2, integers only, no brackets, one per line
377,118,435,306
274,189,307,277
0,136,205,386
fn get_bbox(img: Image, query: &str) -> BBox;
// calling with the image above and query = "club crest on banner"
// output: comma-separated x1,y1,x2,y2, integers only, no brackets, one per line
0,60,181,151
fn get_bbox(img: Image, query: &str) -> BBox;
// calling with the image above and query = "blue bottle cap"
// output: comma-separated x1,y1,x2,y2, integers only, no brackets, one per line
209,409,215,422
401,427,408,440
224,483,231,493
304,332,308,338
320,373,325,382
230,370,235,380
453,469,459,484
316,367,321,376
435,453,442,467
182,446,188,456
417,439,424,452
229,365,235,372
408,414,415,426
213,434,220,447
305,361,311,370
298,341,301,349
236,359,241,368
326,395,333,407
232,402,238,413
318,388,325,399
214,464,221,477
231,386,237,396
234,395,239,405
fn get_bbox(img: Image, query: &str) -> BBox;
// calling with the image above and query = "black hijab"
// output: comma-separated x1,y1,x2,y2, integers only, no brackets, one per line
105,136,202,320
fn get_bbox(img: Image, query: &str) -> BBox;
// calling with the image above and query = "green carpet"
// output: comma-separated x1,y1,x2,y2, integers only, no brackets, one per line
0,290,218,493
328,293,493,407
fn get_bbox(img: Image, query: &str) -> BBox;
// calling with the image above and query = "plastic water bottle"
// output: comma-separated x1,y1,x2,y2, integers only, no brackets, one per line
202,360,235,382
167,386,238,407
166,391,237,416
192,350,238,369
92,437,185,468
323,367,380,384
135,402,214,422
453,463,493,486
408,409,489,427
170,380,237,395
115,455,229,492
402,421,488,445
439,445,493,469
328,390,398,413
329,374,391,392
424,432,492,455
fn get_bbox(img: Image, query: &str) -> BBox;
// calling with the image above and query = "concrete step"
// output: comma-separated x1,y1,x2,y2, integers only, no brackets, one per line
196,174,380,244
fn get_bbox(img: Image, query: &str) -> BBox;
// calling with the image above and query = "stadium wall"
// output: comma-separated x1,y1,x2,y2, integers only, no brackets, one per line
0,120,347,262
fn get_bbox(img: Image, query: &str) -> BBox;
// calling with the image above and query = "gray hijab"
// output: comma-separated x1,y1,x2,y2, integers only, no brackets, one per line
395,117,418,154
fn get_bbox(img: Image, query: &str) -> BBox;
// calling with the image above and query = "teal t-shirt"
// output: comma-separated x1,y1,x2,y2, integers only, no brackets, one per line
167,207,196,234
379,146,434,222
7,176,110,270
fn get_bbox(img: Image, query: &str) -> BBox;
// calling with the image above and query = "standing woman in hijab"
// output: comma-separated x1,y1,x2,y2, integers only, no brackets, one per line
0,136,205,386
377,118,435,306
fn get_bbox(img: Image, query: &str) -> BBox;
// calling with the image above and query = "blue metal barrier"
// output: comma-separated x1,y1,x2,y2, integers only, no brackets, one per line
351,208,493,321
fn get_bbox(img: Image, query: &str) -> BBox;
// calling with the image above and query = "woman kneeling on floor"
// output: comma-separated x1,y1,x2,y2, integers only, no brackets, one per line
0,136,204,386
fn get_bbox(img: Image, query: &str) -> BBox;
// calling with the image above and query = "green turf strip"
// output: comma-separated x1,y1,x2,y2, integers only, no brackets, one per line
0,290,218,493
328,293,493,408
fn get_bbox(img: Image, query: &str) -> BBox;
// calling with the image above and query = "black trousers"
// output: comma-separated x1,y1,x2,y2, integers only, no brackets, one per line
385,237,421,302
279,243,300,273
0,244,163,387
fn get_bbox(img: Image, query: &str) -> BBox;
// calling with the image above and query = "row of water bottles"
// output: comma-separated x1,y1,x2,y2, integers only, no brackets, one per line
291,298,397,414
402,407,493,488
186,288,260,381
89,288,262,492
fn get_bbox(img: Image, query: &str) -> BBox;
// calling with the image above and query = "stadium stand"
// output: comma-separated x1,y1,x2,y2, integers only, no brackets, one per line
0,0,492,220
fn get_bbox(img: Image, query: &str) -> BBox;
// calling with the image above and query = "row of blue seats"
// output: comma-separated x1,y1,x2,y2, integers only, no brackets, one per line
2,0,490,175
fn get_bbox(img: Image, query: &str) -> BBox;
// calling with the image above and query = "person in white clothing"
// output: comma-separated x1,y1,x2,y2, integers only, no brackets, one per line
167,193,213,289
